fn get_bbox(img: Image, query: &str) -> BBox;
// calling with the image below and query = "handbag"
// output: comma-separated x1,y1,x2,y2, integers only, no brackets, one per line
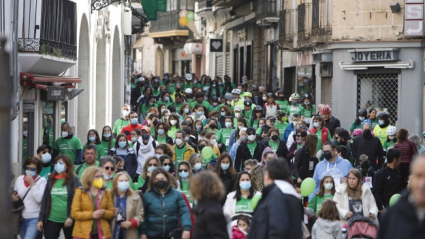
156,196,183,239
12,177,41,212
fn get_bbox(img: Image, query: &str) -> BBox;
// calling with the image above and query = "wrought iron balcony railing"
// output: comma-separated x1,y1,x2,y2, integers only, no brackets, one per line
279,9,297,43
312,0,332,36
198,0,213,11
149,11,187,33
257,0,277,19
297,3,311,41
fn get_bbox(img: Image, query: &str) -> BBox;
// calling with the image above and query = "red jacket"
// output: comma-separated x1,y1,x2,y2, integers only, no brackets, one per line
394,140,418,163
120,124,142,140
232,225,247,239
310,126,330,148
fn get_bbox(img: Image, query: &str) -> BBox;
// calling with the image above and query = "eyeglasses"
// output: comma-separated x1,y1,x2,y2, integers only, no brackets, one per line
25,166,36,171
163,163,171,166
269,120,276,123
148,164,158,167
179,169,188,172
104,166,115,171
247,132,255,136
296,135,302,137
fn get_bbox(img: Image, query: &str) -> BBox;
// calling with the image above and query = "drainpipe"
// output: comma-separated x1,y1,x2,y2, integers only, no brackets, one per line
10,0,19,121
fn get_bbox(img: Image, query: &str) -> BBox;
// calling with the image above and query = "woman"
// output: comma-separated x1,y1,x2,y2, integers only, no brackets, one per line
189,153,203,174
71,167,115,239
37,155,80,239
13,157,47,239
218,105,232,130
207,80,221,99
140,95,158,117
229,128,248,161
190,171,228,239
394,128,418,187
177,161,193,203
215,153,236,204
286,120,307,148
205,118,223,144
140,168,192,239
251,147,276,192
309,115,331,151
229,117,248,150
223,172,262,219
287,129,307,160
179,103,191,120
194,119,204,137
167,113,181,139
155,143,174,159
300,94,316,126
83,129,106,161
101,126,116,156
205,132,221,157
350,109,367,135
333,168,378,225
368,108,379,129
160,109,170,123
159,155,177,175
129,129,141,147
110,172,144,239
220,116,236,151
409,134,425,155
157,92,173,107
250,106,264,129
263,127,288,159
108,134,138,179
193,104,207,120
100,156,117,190
135,156,161,193
293,134,319,183
154,122,174,145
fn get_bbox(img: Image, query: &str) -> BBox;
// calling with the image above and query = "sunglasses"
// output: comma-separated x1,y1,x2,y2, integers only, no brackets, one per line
25,166,36,171
270,120,276,123
221,111,225,113
148,164,158,167
104,166,115,171
247,132,255,136
179,169,188,172
296,135,302,137
163,163,172,166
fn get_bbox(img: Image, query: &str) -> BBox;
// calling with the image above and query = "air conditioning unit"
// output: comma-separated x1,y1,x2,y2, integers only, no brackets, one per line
312,51,333,63
320,63,332,77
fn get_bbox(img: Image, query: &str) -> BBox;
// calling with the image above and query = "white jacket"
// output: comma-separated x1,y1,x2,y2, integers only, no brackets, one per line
133,137,158,174
14,175,47,219
333,183,379,225
223,190,262,219
311,218,343,239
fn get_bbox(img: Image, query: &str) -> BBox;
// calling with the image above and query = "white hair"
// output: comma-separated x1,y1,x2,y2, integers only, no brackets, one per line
239,128,247,135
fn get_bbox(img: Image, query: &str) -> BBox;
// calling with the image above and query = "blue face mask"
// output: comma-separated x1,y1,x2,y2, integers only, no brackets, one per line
379,120,384,125
117,181,130,192
41,153,52,163
225,122,232,128
54,163,65,174
158,129,165,135
131,118,138,125
25,170,36,177
119,141,127,148
359,117,365,121
147,166,157,172
239,181,252,191
163,165,171,172
218,82,223,86
103,133,111,138
103,173,114,180
184,108,190,114
131,137,137,142
221,163,230,171
197,111,204,116
165,96,170,102
156,154,163,159
194,163,202,171
179,171,189,179
89,136,96,142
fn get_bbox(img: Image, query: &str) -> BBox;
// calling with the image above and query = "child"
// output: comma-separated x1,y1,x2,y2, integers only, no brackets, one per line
336,145,352,165
307,176,335,215
232,216,250,239
357,159,375,188
383,126,397,152
311,200,343,239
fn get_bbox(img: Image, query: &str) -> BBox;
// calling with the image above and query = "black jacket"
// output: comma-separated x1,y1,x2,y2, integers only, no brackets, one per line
192,200,229,239
220,172,235,200
108,147,138,179
377,191,425,239
323,116,341,137
235,140,265,171
248,183,303,239
372,165,403,210
293,145,319,180
352,135,384,170
263,139,289,160
39,175,81,223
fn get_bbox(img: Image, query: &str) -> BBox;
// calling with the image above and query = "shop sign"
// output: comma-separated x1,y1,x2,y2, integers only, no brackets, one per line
210,39,223,52
47,86,66,101
348,48,400,62
405,0,424,36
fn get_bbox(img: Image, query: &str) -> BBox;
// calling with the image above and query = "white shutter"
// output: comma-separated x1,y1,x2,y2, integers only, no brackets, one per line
216,54,224,77
321,78,332,108
225,53,231,76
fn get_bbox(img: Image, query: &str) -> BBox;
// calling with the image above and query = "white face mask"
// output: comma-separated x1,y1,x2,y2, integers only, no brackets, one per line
262,96,267,101
235,113,240,118
388,135,395,140
170,120,177,125
210,139,217,145
62,131,69,138
23,131,28,137
175,139,183,146
324,183,334,190
123,110,129,117
248,135,256,142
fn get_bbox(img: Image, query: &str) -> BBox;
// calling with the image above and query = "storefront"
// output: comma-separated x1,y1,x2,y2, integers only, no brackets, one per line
173,48,192,75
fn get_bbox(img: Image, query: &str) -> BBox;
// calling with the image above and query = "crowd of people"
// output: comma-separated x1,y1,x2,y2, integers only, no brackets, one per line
12,72,425,239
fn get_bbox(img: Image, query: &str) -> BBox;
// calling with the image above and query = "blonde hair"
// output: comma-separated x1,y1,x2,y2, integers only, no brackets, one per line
142,156,162,179
81,167,103,189
112,171,136,197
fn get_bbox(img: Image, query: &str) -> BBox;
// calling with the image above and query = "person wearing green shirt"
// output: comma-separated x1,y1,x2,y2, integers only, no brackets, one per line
383,126,397,152
42,122,54,149
75,144,100,179
154,122,173,144
242,100,254,121
173,93,184,112
373,112,391,145
139,96,158,117
52,122,83,165
333,129,355,166
275,111,289,136
157,92,173,107
368,108,379,129
286,102,303,124
113,104,131,138
307,175,335,214
100,126,116,156
205,118,223,144
151,79,161,97
100,155,116,190
167,113,181,139
177,161,193,203
230,89,244,107
37,145,53,180
275,90,289,113
83,129,106,162
349,109,367,134
190,92,211,110
263,127,286,157
299,96,316,126
221,118,236,150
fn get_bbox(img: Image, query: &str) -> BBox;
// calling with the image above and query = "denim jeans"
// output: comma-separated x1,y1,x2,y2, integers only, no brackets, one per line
19,218,40,239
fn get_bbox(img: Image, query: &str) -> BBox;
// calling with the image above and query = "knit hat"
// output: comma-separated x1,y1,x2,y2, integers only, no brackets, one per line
260,147,276,166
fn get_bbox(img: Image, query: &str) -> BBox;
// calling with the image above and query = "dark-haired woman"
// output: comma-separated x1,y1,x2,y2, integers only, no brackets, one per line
368,108,379,129
349,109,367,135
293,134,319,184
394,128,418,187
154,122,174,145
216,153,236,205
108,133,138,179
83,129,105,161
37,155,81,239
223,172,262,219
100,126,116,156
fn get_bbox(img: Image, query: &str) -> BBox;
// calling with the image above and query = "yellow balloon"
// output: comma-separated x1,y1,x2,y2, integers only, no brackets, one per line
179,17,189,26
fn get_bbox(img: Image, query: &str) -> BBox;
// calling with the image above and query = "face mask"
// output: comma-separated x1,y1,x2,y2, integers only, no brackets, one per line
292,102,298,106
158,129,165,135
238,126,244,130
212,84,216,87
163,165,171,172
194,163,202,170
239,181,251,191
323,151,333,160
89,136,96,142
389,135,395,140
118,181,130,192
324,183,334,190
225,122,232,128
93,178,103,189
147,166,157,172
209,124,217,129
54,163,65,173
23,131,28,137
221,112,226,116
218,82,222,85
154,180,167,190
197,111,204,116
103,133,111,138
184,108,190,114
248,135,256,142
226,100,232,105
262,96,267,101
142,134,150,140
235,113,240,118
196,125,202,130
210,139,217,145
165,96,170,102
221,163,230,171
62,131,69,138
313,122,320,128
41,153,52,163
185,136,189,141
131,118,138,125
359,117,365,121
199,144,206,152
130,136,137,142
170,120,177,125
25,170,36,177
119,141,127,148
259,124,265,128
176,139,183,146
282,116,287,122
305,102,310,105
271,135,279,141
103,173,113,180
379,120,384,125
179,171,189,179
278,97,285,101
123,110,129,117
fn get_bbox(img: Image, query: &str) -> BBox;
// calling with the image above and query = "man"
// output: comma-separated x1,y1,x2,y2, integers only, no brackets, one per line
275,90,289,114
173,130,196,164
377,154,425,239
311,141,353,198
373,148,403,212
184,88,194,104
235,127,265,171
231,89,244,107
52,122,83,166
275,110,289,136
121,111,143,141
251,84,260,105
243,159,257,172
248,159,303,239
256,116,276,139
333,129,355,165
133,126,158,180
282,113,300,143
172,93,184,111
113,104,131,137
321,104,341,137
74,144,99,179
242,98,254,121
36,145,53,179
352,124,384,170
190,92,210,109
258,86,265,95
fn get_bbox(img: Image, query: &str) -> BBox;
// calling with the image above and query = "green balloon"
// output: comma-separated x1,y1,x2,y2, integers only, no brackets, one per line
251,195,262,210
300,178,316,197
389,194,401,207
186,11,195,21
201,146,213,159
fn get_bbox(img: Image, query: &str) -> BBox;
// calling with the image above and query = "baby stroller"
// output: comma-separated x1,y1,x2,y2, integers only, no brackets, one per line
346,215,378,239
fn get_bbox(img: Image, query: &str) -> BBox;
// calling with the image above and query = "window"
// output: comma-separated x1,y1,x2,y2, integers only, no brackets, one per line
168,0,177,11
180,0,194,10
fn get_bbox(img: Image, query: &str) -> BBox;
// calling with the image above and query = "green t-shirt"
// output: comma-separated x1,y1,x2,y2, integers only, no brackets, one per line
370,118,379,130
113,118,130,137
307,194,334,214
175,145,187,164
167,126,179,139
174,103,183,112
100,139,116,155
190,100,211,110
275,122,289,135
105,180,113,190
221,128,236,149
300,105,316,119
156,135,167,144
275,100,289,113
180,180,192,203
53,136,82,164
39,165,51,180
286,105,303,123
140,103,158,115
383,140,396,152
134,176,146,190
349,121,362,133
247,141,257,157
268,140,279,152
157,100,172,107
83,144,105,161
208,129,223,144
315,129,332,151
243,108,254,120
152,89,161,97
48,179,68,223
235,197,254,213
251,119,259,130
168,84,176,94
74,161,100,179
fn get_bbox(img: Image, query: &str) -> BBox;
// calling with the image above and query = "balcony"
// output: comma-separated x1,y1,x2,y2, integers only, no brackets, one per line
311,0,332,36
197,0,213,13
149,11,190,45
279,9,297,44
297,3,311,42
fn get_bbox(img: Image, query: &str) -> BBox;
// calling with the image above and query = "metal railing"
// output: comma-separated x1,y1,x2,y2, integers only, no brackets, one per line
198,0,213,10
312,0,332,35
150,11,187,32
257,0,277,19
280,9,297,43
18,0,77,58
297,3,311,41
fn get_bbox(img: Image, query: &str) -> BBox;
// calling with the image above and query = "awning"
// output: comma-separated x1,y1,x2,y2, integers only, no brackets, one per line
20,72,81,90
339,60,414,70
149,30,189,38
184,42,203,55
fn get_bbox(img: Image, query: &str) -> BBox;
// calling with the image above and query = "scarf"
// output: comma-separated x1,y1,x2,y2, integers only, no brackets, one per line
23,175,39,187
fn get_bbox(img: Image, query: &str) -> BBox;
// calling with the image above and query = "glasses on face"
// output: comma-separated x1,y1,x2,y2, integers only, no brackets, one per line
179,169,188,172
270,120,276,124
296,135,302,137
163,163,171,166
25,166,36,171
248,132,255,136
104,166,115,171
221,111,225,113
148,164,158,167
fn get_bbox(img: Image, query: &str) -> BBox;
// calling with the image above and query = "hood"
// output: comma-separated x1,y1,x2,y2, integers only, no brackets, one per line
315,218,341,234
260,147,275,166
274,180,299,199
137,135,153,145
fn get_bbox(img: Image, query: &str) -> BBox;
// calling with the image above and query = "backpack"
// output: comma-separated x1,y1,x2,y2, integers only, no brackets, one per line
135,140,156,158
